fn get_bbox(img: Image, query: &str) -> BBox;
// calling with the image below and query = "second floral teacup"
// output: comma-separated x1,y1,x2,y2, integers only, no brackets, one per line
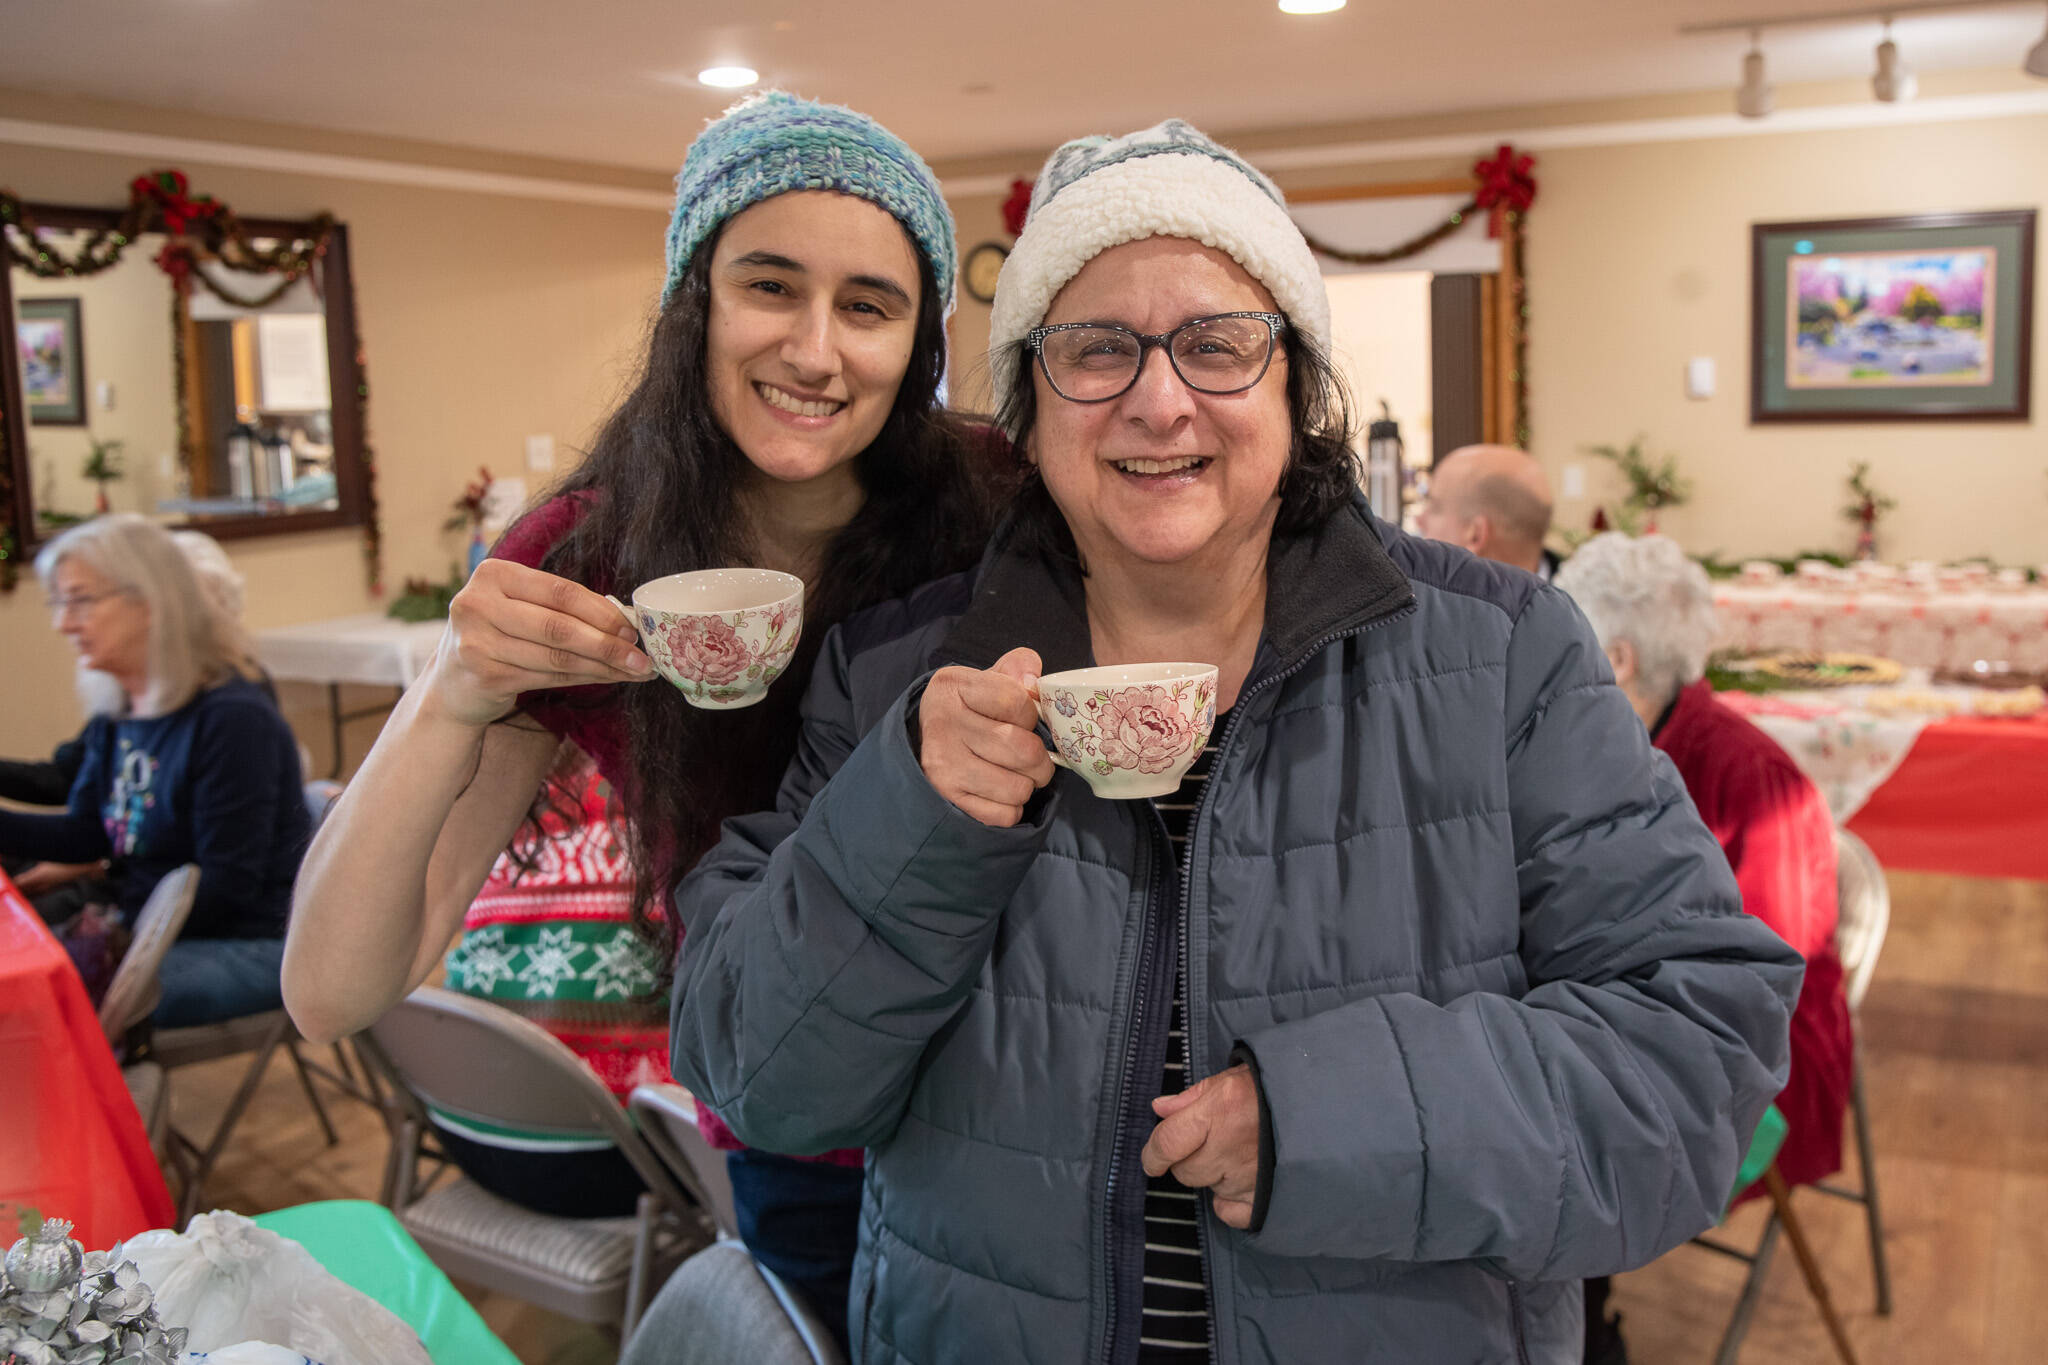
1035,663,1219,800
608,569,803,710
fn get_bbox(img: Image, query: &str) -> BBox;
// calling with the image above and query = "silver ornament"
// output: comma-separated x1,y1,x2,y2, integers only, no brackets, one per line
4,1220,83,1295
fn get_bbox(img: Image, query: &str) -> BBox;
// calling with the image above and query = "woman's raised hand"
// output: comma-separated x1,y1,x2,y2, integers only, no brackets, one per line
917,646,1056,828
424,558,653,728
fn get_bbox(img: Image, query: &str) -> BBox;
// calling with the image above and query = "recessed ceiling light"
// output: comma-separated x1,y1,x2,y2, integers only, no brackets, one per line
1278,0,1345,13
698,66,759,89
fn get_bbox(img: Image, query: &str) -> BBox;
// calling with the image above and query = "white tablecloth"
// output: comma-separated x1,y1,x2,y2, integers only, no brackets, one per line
1712,582,2048,673
252,614,446,689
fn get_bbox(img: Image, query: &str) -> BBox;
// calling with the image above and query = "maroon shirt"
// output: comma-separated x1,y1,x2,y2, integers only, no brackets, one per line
1656,679,1854,1191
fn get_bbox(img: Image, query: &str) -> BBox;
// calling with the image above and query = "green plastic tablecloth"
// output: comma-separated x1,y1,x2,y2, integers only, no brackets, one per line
252,1200,521,1365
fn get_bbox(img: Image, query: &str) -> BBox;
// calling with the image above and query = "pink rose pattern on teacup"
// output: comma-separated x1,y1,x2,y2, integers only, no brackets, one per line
1051,677,1217,780
665,615,751,687
638,604,801,705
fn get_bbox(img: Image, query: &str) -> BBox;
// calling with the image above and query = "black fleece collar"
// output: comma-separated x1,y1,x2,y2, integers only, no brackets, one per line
931,492,1415,677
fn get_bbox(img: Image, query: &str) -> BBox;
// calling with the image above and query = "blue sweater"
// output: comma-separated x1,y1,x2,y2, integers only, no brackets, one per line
0,676,309,939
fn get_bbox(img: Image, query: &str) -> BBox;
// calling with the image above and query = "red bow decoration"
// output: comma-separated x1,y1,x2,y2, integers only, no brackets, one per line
131,169,221,236
1001,177,1034,238
131,169,223,291
1472,144,1537,238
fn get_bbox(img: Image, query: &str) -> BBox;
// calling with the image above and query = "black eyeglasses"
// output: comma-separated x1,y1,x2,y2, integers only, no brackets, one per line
1025,311,1287,404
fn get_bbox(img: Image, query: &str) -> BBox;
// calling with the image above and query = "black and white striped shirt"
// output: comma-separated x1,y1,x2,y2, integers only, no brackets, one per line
1138,718,1226,1362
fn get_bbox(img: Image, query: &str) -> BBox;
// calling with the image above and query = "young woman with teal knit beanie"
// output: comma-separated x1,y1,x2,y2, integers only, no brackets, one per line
285,92,993,1345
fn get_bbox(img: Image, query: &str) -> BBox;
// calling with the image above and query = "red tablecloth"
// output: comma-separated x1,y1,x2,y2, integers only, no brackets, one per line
1847,710,2048,882
0,874,174,1246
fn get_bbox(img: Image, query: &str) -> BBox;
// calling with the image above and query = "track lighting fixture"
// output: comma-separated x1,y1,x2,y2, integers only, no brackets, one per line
1690,2,2048,101
1737,32,1775,118
1872,20,1918,101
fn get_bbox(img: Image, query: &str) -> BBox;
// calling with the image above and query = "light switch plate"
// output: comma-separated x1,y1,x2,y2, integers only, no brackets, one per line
1561,463,1586,499
1686,357,1716,400
525,433,555,472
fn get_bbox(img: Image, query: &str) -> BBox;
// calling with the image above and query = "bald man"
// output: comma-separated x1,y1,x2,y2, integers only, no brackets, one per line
1414,444,1561,580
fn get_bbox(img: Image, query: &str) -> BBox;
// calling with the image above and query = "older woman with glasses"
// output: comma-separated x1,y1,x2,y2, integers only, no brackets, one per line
664,121,1800,1363
0,515,309,1024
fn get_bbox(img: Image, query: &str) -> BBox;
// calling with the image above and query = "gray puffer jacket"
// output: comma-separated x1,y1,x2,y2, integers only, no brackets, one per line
670,497,1800,1365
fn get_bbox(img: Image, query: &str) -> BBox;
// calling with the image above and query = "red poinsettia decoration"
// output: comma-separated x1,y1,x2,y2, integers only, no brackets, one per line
1472,144,1537,238
1001,177,1035,238
131,169,224,291
131,169,221,235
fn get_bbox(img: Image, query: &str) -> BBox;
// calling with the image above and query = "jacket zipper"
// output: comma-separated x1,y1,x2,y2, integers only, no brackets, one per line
1100,817,1168,1365
1175,598,1420,1365
1506,1282,1533,1365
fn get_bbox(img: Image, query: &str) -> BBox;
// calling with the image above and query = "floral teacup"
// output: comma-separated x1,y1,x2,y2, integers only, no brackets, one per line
1035,663,1219,800
608,569,802,710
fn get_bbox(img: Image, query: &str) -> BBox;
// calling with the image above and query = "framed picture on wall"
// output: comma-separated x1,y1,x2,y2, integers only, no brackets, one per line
1751,210,2034,422
15,296,87,426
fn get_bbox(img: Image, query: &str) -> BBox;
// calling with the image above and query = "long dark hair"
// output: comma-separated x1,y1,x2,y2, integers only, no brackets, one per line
515,223,994,974
991,318,1360,566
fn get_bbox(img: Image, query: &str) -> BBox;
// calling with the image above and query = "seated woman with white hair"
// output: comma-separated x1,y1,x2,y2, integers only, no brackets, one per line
0,514,310,1025
1555,532,1854,1363
2,528,264,910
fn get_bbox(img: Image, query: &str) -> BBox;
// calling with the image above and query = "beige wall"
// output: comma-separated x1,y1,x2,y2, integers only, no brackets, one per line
2,135,666,762
1525,115,2046,565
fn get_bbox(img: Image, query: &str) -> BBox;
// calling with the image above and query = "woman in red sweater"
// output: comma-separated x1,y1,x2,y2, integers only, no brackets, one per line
1559,533,1853,1363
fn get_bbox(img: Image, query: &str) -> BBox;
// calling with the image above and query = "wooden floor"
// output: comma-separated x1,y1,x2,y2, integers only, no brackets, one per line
174,867,2046,1364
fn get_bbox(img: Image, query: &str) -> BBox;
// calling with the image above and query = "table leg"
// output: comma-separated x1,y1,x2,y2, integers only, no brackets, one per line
327,682,344,780
325,685,405,780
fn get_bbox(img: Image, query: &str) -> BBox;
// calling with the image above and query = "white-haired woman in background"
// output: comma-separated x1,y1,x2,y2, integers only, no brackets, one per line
1556,533,1853,1365
3,529,261,898
0,514,310,1024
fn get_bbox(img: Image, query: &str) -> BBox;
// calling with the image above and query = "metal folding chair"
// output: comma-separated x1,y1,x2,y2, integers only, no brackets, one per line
1697,828,1892,1362
357,987,712,1339
623,1083,845,1365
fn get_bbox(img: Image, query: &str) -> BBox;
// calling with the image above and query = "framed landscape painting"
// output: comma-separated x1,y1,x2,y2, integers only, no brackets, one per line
1751,210,2034,422
16,296,87,426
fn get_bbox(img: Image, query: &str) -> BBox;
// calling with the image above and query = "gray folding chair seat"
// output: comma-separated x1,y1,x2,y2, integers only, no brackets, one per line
395,1179,645,1319
359,987,713,1338
620,1241,846,1365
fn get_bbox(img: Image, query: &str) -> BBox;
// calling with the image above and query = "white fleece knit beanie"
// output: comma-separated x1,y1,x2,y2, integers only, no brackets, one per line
987,119,1330,425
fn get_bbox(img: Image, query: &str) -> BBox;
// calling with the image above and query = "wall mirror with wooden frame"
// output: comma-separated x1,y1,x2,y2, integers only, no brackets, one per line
1,198,367,563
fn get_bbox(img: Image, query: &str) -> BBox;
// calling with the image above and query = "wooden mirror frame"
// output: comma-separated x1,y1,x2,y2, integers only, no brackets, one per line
0,201,368,564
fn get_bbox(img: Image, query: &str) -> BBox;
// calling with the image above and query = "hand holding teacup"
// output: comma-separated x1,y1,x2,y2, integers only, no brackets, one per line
429,558,654,729
918,647,1056,829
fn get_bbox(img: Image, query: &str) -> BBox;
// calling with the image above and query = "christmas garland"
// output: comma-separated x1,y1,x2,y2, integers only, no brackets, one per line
1293,144,1537,448
0,170,379,593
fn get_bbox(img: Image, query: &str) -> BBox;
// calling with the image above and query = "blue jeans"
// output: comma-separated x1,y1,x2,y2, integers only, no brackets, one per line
726,1148,864,1355
155,937,287,1026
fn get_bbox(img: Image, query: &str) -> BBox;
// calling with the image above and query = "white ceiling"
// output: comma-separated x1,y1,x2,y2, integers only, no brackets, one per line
3,1,2045,172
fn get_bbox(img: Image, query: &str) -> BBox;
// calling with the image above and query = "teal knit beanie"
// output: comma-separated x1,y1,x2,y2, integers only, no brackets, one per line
663,91,955,312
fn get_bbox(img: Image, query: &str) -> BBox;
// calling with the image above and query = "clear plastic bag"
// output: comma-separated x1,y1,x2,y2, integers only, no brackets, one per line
122,1212,430,1365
